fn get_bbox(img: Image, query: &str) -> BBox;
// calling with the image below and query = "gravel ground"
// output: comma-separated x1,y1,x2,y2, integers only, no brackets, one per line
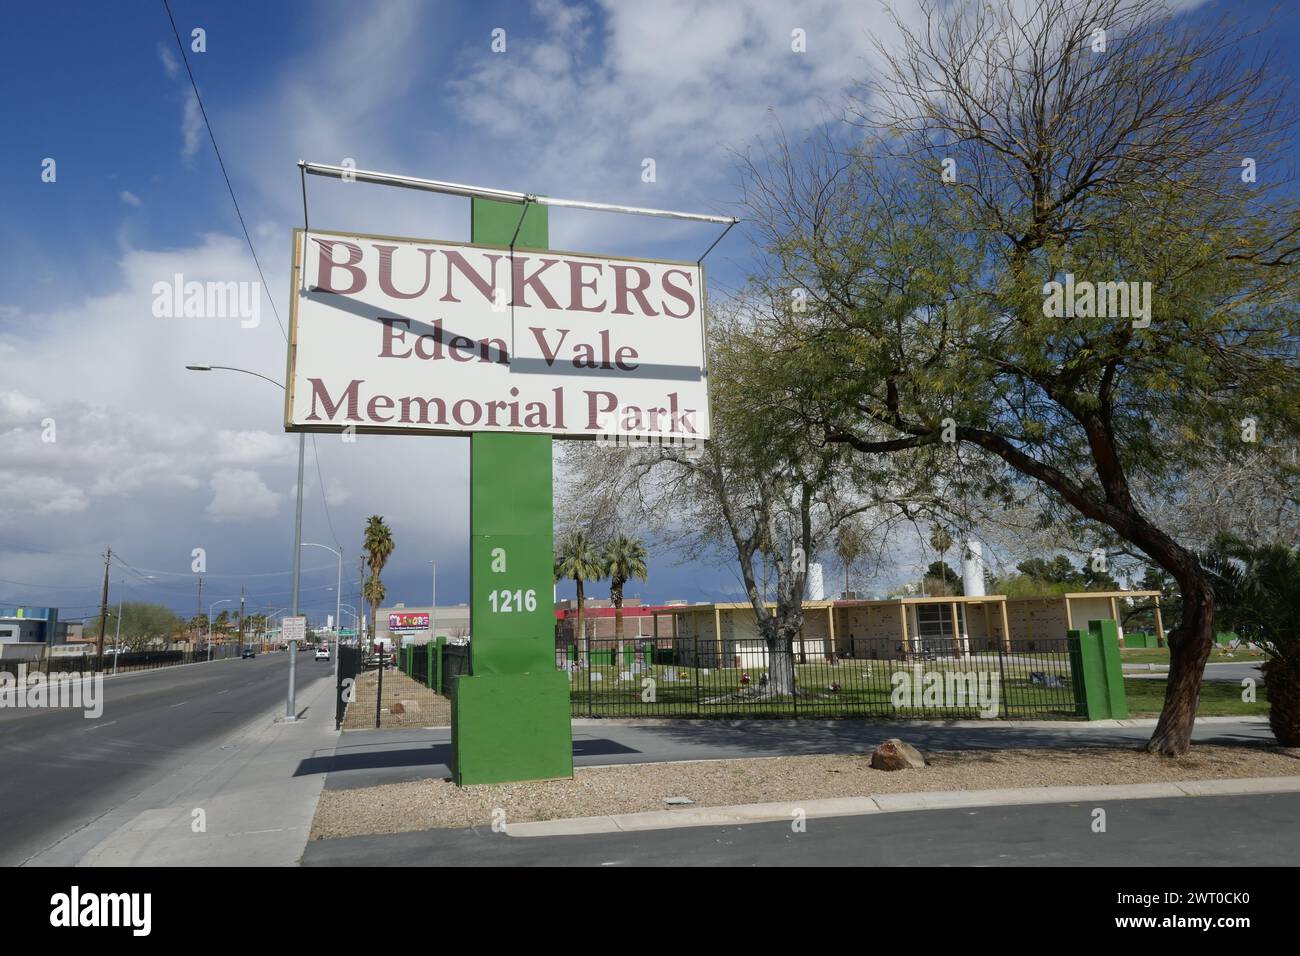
342,669,451,729
309,742,1300,841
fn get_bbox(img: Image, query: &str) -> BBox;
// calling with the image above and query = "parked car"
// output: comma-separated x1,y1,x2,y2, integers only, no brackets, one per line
315,645,330,662
241,647,256,659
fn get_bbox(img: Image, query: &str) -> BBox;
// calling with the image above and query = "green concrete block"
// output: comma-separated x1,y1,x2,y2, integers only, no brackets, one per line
452,671,574,785
1070,619,1129,720
1092,619,1128,719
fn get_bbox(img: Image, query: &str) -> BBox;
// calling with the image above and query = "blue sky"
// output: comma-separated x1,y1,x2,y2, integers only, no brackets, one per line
2,0,1296,625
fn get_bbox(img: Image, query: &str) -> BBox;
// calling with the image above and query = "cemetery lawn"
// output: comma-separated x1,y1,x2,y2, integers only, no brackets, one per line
1124,678,1269,718
566,660,1078,719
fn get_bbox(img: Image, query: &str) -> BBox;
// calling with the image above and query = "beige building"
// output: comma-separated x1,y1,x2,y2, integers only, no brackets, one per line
662,591,1163,667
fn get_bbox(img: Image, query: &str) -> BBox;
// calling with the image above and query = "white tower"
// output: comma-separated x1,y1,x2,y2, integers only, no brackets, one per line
806,562,825,601
962,540,986,597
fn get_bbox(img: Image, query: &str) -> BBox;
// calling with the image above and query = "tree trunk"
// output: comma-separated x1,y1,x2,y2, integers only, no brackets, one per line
765,625,798,696
575,578,587,659
1145,576,1215,755
612,581,625,644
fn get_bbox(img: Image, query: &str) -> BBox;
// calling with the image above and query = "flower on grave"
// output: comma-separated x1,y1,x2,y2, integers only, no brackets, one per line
828,682,841,693
740,672,751,685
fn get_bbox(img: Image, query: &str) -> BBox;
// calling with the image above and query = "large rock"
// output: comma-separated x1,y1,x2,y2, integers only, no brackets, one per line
870,738,926,771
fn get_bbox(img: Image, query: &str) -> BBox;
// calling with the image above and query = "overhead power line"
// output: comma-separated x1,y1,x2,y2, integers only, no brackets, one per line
161,0,286,341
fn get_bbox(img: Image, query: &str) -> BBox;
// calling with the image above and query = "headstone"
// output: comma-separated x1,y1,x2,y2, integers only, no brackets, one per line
663,667,678,682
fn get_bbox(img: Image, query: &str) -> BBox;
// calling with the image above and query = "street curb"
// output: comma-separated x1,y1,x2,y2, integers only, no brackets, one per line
505,775,1300,838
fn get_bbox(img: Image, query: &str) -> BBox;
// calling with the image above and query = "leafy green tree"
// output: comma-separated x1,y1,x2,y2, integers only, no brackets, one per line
87,602,184,645
603,536,649,645
554,531,605,656
924,561,963,595
740,0,1300,753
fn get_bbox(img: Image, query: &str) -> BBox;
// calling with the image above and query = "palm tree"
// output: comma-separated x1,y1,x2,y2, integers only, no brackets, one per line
929,526,954,592
554,531,605,658
1203,536,1300,745
835,520,868,597
362,515,395,651
363,573,387,648
603,536,649,645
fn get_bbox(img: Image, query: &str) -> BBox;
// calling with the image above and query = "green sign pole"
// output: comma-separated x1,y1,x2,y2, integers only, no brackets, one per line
450,198,574,786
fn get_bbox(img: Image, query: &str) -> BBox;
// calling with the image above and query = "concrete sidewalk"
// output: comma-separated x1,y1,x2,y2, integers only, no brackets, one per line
27,669,338,867
312,716,1274,794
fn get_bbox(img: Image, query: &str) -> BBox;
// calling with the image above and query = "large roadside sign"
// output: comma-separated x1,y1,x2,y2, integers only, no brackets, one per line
388,612,429,633
281,616,307,643
285,229,710,441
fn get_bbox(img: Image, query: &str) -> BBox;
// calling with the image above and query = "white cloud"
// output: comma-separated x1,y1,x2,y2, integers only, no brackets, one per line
0,471,88,520
181,89,203,160
158,42,180,79
120,190,142,207
213,430,297,466
206,468,282,521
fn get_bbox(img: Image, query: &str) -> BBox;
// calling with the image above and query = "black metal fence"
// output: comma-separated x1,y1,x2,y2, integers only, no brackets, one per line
407,643,430,686
0,645,243,679
559,635,1082,720
441,643,471,697
336,645,362,728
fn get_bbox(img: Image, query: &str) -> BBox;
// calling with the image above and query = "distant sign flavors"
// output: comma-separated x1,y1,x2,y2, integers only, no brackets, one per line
388,612,429,632
286,230,710,440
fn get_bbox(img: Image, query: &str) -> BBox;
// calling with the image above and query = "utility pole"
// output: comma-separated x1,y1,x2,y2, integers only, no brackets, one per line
195,576,204,648
96,548,111,669
239,585,245,653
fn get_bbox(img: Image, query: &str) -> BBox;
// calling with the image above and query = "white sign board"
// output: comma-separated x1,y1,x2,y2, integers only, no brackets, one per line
282,616,307,643
286,229,710,440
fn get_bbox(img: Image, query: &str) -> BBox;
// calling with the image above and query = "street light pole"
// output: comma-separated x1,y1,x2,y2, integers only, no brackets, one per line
186,363,305,721
288,431,305,720
303,542,343,709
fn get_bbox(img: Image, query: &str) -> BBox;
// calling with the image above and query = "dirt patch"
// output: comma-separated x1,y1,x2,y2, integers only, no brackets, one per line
310,742,1300,841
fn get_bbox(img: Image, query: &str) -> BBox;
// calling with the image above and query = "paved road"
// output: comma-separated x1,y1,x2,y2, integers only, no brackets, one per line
314,717,1274,792
0,652,334,866
303,791,1300,866
1125,662,1264,683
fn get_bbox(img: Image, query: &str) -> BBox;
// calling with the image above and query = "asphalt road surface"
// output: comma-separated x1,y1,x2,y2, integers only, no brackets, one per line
0,652,333,866
302,791,1300,866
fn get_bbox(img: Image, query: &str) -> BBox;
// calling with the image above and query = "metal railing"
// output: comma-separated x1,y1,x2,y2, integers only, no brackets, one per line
557,635,1082,720
0,645,243,679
